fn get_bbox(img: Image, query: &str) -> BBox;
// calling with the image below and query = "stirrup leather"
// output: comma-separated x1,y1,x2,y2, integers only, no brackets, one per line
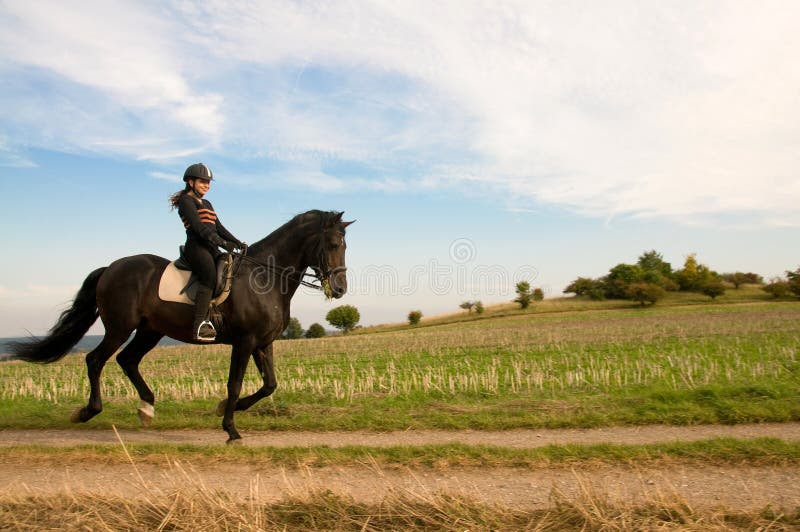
195,320,217,342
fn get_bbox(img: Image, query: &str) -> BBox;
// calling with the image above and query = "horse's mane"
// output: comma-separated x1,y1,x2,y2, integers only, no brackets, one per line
250,210,341,250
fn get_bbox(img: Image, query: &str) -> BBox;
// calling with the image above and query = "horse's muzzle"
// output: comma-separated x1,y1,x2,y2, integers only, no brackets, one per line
329,269,348,298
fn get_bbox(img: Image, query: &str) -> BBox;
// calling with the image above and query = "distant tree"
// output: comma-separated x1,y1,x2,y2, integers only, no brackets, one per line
625,282,665,306
762,278,790,298
786,267,800,297
564,277,593,296
659,276,680,292
721,272,763,288
702,280,726,300
675,254,717,291
587,284,606,300
326,305,360,333
637,250,673,278
743,272,765,285
282,317,304,339
514,281,533,309
474,301,485,314
459,301,476,313
408,310,423,326
532,288,544,301
305,323,326,338
606,263,644,299
563,277,606,300
728,272,750,288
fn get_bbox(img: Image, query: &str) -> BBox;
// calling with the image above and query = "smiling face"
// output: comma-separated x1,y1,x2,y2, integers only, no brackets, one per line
189,178,211,196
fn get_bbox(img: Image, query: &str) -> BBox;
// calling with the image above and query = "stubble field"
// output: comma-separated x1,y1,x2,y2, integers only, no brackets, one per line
1,291,799,529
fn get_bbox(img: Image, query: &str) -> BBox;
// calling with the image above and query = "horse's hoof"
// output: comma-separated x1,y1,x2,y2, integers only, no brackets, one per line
215,399,227,417
137,401,154,427
70,408,85,423
226,436,243,446
70,407,98,423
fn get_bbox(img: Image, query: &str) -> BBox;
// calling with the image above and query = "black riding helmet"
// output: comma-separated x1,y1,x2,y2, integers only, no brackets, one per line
183,163,214,182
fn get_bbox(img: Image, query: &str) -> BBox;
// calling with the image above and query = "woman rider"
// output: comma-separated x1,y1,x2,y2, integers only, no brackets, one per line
169,163,244,341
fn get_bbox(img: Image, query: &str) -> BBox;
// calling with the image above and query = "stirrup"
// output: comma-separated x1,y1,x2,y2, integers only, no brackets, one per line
194,320,217,342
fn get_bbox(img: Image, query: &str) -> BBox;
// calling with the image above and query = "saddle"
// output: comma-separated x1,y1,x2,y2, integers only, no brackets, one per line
157,247,235,305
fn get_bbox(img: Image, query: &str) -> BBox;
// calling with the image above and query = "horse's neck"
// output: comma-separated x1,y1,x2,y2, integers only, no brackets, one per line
249,228,312,277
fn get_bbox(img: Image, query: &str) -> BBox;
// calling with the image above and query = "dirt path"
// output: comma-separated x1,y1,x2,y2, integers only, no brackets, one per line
3,460,799,511
2,423,800,511
1,421,799,448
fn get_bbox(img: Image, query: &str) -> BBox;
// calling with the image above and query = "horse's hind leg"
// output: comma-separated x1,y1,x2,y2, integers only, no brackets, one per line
71,331,130,423
116,328,163,426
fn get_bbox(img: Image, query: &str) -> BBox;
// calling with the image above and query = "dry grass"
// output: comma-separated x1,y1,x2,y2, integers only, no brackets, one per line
2,473,797,531
2,429,799,530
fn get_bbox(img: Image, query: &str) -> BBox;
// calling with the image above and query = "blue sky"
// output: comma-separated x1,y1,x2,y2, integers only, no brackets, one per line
1,1,798,337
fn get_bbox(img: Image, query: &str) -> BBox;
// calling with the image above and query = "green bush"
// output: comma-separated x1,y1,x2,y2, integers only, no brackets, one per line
625,282,665,306
305,323,326,338
408,310,423,326
722,272,765,287
459,301,476,313
283,317,304,339
606,264,644,299
514,282,532,309
787,268,800,297
326,305,361,333
637,250,673,278
564,277,605,299
702,280,726,300
675,254,717,291
763,279,791,298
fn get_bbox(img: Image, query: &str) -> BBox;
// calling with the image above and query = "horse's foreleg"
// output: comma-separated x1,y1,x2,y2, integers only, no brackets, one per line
116,329,163,426
219,344,277,414
71,332,129,423
221,337,256,443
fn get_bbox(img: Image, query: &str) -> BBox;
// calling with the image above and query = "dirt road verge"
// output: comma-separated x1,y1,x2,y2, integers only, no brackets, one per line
2,422,799,448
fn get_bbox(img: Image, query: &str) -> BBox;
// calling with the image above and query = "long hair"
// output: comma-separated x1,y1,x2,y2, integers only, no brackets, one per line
169,183,191,210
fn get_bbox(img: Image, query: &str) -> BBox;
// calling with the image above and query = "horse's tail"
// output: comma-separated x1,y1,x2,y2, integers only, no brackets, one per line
9,267,107,364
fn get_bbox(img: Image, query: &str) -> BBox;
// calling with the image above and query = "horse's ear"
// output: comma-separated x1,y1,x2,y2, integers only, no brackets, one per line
334,211,344,222
341,220,356,228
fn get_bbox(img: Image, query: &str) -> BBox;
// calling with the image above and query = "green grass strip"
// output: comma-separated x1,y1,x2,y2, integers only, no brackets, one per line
3,437,800,468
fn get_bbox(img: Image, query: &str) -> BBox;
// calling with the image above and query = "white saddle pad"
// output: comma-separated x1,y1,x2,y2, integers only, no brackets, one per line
158,262,196,305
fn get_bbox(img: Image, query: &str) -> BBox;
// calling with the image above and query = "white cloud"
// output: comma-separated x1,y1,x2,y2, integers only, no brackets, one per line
0,136,36,167
148,171,182,182
0,1,224,152
157,1,800,225
1,1,799,225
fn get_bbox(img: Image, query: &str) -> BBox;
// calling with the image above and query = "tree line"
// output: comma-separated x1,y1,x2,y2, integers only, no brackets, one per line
285,253,798,335
562,249,794,306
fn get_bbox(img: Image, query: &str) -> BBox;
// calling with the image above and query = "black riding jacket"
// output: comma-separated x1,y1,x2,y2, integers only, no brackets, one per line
177,193,240,249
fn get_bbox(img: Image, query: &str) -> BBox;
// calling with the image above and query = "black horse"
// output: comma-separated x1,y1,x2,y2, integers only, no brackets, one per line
10,210,353,443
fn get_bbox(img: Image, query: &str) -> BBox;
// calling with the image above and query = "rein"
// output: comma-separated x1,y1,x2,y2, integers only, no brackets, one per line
237,250,327,292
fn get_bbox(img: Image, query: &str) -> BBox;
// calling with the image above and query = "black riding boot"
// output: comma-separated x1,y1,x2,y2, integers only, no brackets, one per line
192,286,216,342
